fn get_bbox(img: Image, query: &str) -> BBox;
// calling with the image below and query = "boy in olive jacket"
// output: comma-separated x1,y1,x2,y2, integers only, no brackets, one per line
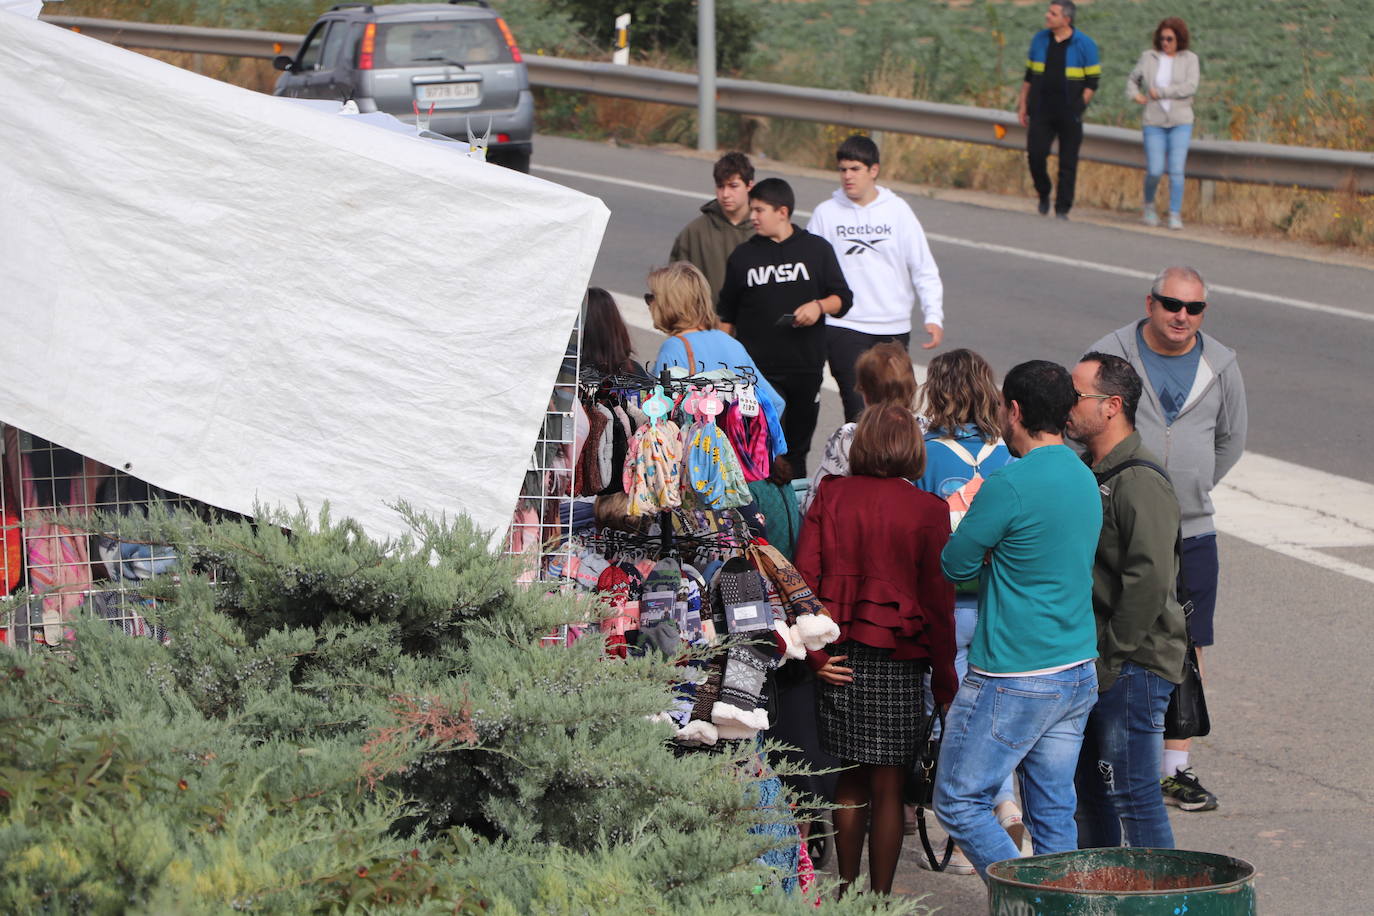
670,152,755,306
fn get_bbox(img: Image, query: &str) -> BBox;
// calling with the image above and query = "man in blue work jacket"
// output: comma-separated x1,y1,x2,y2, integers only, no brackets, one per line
1017,0,1101,219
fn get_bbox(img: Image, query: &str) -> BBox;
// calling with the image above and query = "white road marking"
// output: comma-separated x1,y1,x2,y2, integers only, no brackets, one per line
538,164,1374,324
614,292,1374,584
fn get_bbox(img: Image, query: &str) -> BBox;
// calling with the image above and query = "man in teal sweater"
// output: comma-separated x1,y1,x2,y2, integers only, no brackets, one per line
934,360,1101,879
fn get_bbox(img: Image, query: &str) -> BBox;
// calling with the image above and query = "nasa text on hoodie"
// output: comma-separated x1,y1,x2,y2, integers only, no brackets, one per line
806,187,944,336
717,227,853,375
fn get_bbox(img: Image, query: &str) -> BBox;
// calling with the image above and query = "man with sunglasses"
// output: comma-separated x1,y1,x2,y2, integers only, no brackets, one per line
1086,265,1248,813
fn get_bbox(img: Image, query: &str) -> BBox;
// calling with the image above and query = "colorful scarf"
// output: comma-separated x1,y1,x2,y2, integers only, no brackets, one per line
748,542,831,624
722,401,771,482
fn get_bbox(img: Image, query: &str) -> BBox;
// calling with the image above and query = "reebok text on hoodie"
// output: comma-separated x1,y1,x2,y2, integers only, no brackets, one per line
806,187,944,336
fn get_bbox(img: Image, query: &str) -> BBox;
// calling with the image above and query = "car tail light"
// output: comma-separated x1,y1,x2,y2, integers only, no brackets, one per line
495,18,523,63
357,22,376,70
497,133,510,143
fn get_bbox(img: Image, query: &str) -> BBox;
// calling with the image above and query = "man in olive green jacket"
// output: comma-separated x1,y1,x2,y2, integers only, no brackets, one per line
1067,352,1188,848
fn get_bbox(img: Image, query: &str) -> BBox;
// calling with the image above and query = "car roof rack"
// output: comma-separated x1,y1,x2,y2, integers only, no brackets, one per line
329,3,373,11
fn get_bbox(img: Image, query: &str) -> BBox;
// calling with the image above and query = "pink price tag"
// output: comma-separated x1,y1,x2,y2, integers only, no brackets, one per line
698,385,724,421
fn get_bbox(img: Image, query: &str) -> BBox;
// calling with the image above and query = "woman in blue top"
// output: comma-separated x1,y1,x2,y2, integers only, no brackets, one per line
914,348,1023,872
646,262,787,454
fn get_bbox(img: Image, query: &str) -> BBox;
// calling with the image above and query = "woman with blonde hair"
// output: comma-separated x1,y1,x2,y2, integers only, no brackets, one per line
1127,17,1200,229
801,341,917,510
913,348,1022,874
645,261,786,440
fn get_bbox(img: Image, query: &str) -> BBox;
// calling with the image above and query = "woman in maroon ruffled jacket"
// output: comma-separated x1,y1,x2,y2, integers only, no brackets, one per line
796,401,956,897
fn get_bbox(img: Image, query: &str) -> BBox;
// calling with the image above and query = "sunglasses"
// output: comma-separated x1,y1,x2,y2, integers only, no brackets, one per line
1152,292,1207,316
643,293,655,306
1076,391,1113,402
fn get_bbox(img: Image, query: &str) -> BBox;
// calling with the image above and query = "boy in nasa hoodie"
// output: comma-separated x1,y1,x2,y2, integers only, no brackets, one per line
807,135,945,421
718,178,853,476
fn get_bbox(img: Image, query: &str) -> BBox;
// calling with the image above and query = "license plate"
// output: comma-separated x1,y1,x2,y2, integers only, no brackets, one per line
418,82,479,102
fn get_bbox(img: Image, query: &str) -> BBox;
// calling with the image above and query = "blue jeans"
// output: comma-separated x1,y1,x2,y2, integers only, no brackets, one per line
1074,662,1176,849
934,661,1098,879
1142,124,1192,215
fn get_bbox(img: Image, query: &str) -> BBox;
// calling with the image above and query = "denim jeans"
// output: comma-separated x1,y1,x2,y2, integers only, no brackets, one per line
934,661,1098,879
1074,661,1176,849
954,601,1016,808
1142,124,1193,215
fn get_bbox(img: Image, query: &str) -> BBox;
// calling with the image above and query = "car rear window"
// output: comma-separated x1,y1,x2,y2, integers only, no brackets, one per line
372,20,512,68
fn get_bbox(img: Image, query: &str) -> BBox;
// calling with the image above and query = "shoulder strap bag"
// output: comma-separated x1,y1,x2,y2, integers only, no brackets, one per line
904,702,954,871
671,333,696,374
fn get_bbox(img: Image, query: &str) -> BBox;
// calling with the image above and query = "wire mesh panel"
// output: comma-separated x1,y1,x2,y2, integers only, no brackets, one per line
1,424,194,650
2,308,583,649
505,307,581,584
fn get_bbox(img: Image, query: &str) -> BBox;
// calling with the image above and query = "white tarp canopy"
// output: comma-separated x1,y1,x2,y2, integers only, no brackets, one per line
0,11,608,541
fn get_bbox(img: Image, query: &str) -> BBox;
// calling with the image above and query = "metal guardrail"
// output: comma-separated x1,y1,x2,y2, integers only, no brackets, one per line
41,15,1374,193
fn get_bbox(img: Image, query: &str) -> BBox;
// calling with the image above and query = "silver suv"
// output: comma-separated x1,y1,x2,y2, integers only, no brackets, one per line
273,1,533,171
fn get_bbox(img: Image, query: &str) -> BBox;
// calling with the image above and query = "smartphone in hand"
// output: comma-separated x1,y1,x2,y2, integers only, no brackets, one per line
774,313,796,328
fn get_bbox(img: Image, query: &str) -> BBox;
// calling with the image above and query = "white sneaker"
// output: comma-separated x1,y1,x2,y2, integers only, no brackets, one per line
1143,205,1159,227
1168,212,1184,230
914,842,977,875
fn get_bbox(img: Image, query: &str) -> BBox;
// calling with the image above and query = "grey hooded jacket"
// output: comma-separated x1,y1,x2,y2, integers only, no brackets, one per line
1088,321,1248,538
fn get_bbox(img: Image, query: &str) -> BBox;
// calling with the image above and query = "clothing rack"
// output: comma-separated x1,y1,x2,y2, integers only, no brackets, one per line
577,364,761,396
573,522,746,561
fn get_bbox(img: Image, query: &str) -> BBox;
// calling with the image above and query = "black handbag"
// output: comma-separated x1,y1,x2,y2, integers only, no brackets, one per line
904,706,954,871
1165,609,1211,739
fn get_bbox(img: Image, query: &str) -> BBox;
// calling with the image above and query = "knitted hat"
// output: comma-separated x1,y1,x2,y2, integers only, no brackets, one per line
638,618,682,658
713,644,771,735
707,559,774,736
640,558,682,627
675,574,704,640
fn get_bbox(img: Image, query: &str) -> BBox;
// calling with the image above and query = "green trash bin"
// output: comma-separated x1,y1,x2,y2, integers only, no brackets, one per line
987,847,1256,915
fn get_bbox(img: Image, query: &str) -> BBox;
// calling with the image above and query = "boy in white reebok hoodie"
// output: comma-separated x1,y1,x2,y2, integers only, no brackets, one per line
807,134,945,421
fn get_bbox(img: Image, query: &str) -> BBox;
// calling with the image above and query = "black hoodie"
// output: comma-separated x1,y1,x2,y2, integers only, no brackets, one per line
717,226,853,375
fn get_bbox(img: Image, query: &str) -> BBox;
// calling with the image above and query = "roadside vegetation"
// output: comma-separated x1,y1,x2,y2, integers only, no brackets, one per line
54,0,1374,248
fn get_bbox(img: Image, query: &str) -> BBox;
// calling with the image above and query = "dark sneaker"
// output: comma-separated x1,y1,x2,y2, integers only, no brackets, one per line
1038,195,1051,216
1162,767,1219,811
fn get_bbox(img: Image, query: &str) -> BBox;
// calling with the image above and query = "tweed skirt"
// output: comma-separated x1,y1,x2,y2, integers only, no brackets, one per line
816,641,927,766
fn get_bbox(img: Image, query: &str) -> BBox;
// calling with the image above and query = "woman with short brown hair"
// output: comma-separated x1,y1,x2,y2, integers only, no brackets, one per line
801,341,918,509
796,401,956,897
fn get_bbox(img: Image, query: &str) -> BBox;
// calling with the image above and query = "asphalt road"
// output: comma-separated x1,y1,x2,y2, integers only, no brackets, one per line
530,134,1374,914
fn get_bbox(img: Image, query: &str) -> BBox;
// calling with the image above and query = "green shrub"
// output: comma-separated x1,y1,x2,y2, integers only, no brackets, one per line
1,506,930,913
